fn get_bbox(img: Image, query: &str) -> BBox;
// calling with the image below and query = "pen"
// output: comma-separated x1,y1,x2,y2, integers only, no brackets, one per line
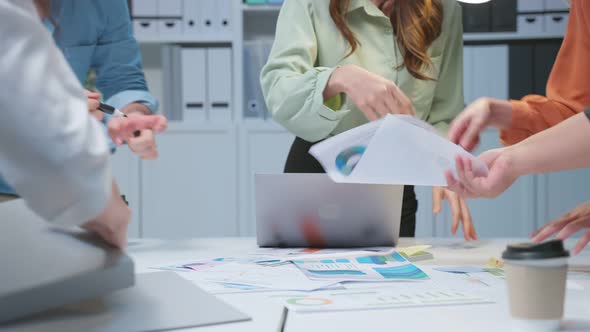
97,102,141,138
98,102,127,118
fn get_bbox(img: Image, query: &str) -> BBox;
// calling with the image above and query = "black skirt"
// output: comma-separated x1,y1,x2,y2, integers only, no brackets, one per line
284,137,418,237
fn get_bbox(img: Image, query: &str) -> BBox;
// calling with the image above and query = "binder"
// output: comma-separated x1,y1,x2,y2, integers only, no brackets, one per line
181,48,208,122
157,0,183,38
132,0,158,39
216,0,233,35
207,48,232,122
517,0,544,12
243,40,273,119
461,3,491,32
491,0,517,32
183,0,203,36
162,45,183,121
202,0,217,36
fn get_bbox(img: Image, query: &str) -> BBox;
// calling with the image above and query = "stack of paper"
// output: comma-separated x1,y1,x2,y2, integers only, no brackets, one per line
309,115,488,186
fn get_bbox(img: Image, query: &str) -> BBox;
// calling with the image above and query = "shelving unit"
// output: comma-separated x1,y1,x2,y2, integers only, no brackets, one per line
115,0,586,241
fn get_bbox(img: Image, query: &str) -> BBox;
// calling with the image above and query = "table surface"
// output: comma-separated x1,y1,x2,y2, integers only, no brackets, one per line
127,238,590,332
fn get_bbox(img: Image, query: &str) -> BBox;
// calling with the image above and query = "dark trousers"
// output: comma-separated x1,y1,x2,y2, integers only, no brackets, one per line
284,137,417,237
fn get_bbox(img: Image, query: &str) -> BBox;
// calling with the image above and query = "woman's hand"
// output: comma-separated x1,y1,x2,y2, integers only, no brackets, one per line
108,114,168,147
82,180,131,248
531,201,590,255
445,148,519,199
448,97,513,152
433,186,477,240
326,64,415,121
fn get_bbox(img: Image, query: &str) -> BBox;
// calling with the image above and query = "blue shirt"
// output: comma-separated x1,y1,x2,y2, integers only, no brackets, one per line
0,0,158,196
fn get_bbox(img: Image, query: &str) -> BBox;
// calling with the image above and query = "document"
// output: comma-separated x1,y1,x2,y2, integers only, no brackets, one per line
291,251,429,282
309,115,489,186
273,285,492,313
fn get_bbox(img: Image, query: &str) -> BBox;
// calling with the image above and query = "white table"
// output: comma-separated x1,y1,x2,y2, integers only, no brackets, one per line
127,238,590,332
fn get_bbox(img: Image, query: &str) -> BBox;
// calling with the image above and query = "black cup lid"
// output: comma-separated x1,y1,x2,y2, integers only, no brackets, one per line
502,240,570,260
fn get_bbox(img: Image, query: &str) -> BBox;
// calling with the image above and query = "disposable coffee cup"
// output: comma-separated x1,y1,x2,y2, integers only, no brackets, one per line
502,240,570,332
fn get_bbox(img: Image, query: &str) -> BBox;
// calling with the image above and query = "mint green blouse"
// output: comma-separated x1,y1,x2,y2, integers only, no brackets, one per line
261,0,464,142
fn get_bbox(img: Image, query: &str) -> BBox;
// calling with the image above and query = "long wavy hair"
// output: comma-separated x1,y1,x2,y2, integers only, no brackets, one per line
329,0,443,80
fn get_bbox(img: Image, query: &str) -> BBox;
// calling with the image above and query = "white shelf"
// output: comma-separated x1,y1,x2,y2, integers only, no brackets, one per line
242,4,281,13
137,35,233,44
464,32,564,42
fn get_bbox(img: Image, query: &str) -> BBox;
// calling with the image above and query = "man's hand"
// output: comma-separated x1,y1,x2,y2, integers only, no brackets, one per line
126,114,159,160
108,114,167,147
85,90,102,121
433,186,477,240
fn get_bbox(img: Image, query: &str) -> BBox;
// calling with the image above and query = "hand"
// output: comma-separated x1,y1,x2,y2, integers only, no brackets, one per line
85,90,102,121
531,201,590,255
328,64,415,121
108,114,168,147
432,186,477,240
448,98,513,151
126,114,159,160
445,149,519,199
82,180,131,248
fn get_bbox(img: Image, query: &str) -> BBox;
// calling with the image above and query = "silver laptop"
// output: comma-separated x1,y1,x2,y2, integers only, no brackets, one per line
255,174,403,248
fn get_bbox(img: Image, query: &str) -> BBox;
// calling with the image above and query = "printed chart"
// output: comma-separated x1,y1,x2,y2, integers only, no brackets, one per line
292,251,429,282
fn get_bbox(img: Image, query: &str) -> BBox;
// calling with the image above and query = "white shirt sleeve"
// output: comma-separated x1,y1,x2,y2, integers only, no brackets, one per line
0,0,111,226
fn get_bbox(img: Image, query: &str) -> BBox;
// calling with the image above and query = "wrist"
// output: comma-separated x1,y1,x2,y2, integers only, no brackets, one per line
487,98,513,129
330,65,355,94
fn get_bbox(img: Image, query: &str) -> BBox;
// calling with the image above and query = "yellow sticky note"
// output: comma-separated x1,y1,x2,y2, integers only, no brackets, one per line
398,245,432,257
485,257,504,269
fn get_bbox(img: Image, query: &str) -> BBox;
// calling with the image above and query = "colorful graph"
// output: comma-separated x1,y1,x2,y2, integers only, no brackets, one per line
335,146,366,176
372,265,429,280
356,252,406,265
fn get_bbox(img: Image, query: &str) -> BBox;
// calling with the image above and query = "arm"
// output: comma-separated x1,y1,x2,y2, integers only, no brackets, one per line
507,112,590,175
92,0,158,115
426,1,464,135
0,0,110,226
260,0,351,142
500,0,590,145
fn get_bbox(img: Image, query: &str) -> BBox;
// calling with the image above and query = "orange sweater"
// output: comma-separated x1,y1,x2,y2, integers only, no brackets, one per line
501,0,590,146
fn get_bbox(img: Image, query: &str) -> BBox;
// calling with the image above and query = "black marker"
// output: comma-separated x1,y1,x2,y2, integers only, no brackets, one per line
97,103,141,137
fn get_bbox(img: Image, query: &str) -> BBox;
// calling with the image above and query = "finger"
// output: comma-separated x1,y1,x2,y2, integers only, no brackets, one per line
531,213,578,242
445,171,467,197
88,99,100,111
432,187,443,214
555,219,587,241
361,105,378,121
85,90,101,99
573,230,590,255
459,198,474,241
448,115,470,145
375,102,390,118
383,94,399,116
389,85,414,115
459,117,486,152
448,192,461,236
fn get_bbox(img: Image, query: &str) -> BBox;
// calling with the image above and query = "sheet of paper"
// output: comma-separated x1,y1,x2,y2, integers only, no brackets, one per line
272,286,492,313
291,251,429,282
182,262,340,292
310,115,488,186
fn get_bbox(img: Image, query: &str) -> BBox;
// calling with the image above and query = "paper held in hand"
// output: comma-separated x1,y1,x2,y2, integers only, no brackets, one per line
309,115,489,186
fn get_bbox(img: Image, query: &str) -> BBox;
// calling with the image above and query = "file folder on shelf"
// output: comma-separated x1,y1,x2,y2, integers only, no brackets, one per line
157,0,183,38
162,45,183,121
217,0,233,34
183,0,203,37
207,48,233,122
132,0,158,39
243,40,273,120
181,48,208,122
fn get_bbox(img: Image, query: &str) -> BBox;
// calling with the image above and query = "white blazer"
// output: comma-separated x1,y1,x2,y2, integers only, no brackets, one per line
0,0,111,226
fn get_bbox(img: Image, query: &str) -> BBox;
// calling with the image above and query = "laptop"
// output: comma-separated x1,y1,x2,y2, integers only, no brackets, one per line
255,174,404,248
